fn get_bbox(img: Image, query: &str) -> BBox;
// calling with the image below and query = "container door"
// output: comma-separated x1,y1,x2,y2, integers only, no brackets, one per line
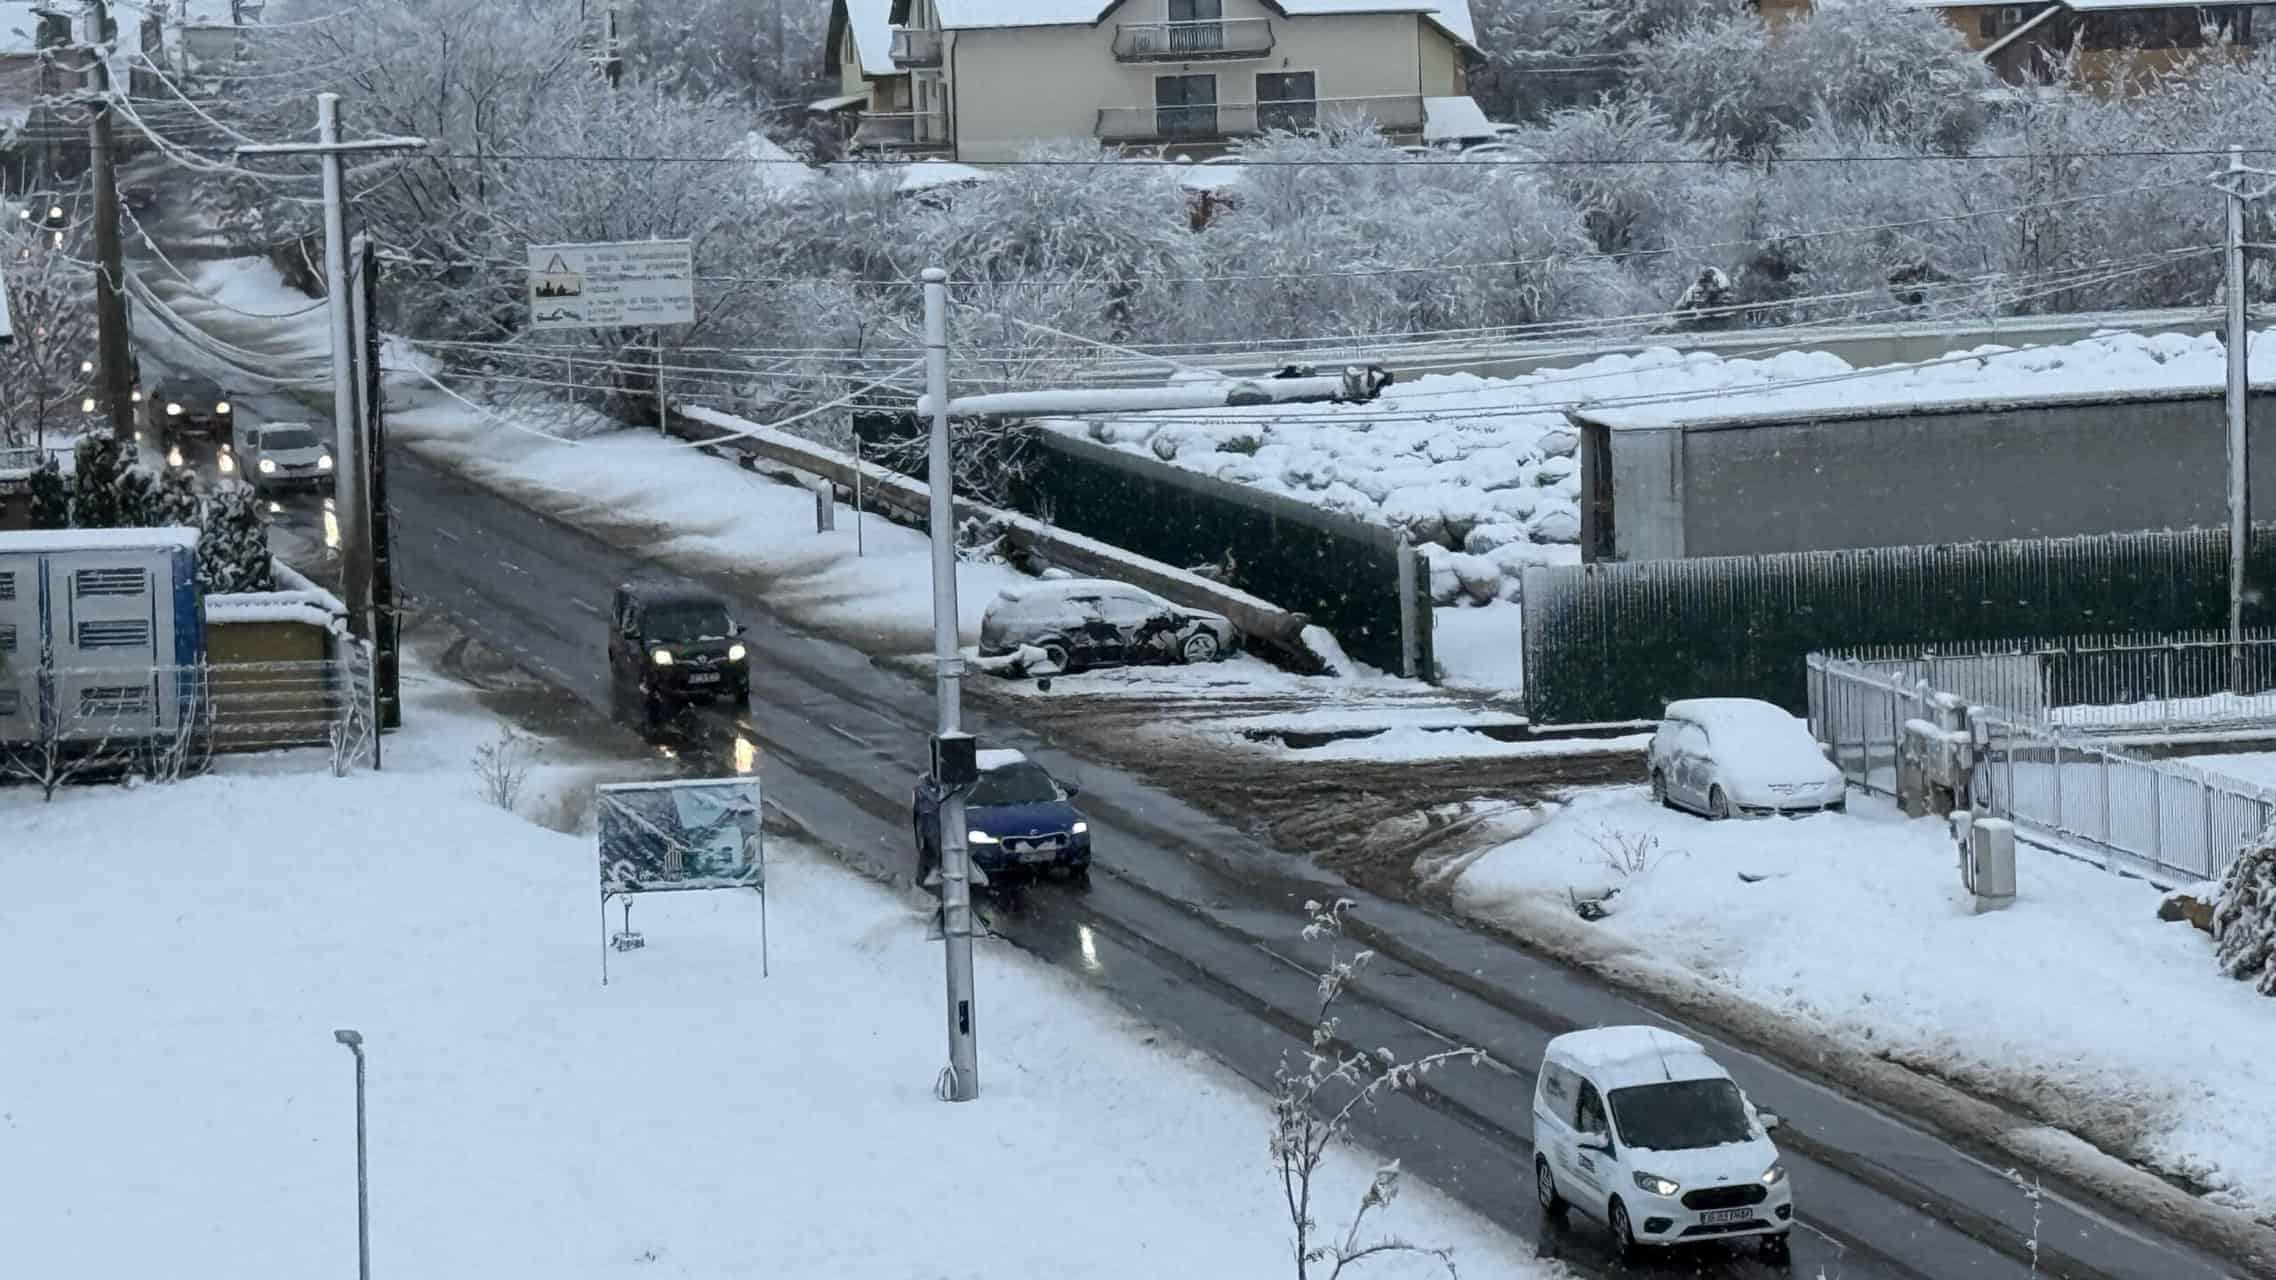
52,553,161,741
0,558,34,741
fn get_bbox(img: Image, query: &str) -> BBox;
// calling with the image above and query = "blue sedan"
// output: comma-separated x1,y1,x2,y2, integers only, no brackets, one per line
912,749,1092,886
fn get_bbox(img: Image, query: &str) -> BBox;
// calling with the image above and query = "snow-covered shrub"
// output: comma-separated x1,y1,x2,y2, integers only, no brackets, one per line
27,457,69,530
69,436,128,529
2213,838,2276,996
1778,0,1994,155
198,485,272,594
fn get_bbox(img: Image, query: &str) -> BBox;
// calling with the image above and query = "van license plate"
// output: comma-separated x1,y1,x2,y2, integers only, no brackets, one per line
1698,1208,1752,1225
687,672,721,684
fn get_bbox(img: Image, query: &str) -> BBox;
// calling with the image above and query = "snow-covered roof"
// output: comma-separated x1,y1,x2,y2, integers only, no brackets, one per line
897,159,994,193
742,131,816,197
1177,158,1245,193
810,91,870,112
976,747,1030,771
844,0,900,78
205,590,347,633
1544,1027,1727,1091
0,526,201,554
1575,329,2273,431
925,0,1477,48
1422,95,1492,143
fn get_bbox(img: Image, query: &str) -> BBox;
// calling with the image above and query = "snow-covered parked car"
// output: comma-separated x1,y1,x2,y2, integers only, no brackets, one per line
1648,697,1845,819
977,578,1239,673
1533,1026,1792,1262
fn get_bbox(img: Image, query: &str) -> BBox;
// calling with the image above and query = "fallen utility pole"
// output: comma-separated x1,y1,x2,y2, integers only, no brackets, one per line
83,0,134,444
235,97,425,759
917,365,1392,420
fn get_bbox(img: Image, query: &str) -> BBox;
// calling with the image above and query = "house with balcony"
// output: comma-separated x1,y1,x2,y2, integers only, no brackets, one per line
820,0,1485,163
1766,1,2269,89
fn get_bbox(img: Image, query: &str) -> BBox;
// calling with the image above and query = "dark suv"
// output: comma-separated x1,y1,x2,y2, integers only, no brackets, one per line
608,581,750,716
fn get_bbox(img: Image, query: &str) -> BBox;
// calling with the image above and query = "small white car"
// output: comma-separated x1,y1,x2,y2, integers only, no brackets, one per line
977,578,1239,673
229,421,334,494
1533,1026,1793,1262
1648,697,1846,819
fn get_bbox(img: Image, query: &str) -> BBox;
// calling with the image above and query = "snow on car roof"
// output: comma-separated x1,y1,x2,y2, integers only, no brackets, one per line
1545,1027,1727,1091
976,748,1029,771
995,577,1155,602
1664,698,1802,734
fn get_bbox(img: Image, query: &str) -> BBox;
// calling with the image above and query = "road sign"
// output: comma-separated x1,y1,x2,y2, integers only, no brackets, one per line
526,239,694,331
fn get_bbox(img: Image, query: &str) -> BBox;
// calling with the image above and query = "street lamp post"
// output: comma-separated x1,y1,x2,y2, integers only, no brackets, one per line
332,1029,369,1280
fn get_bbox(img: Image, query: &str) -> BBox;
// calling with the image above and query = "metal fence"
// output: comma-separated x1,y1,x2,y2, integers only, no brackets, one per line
1831,630,2276,734
0,647,376,784
1808,654,2270,887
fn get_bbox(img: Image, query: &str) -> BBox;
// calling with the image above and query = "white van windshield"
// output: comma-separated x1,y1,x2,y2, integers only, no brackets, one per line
1608,1078,1752,1150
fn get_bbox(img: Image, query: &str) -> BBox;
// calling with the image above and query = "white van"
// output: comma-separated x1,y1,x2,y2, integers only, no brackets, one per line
228,421,333,494
1532,1026,1793,1262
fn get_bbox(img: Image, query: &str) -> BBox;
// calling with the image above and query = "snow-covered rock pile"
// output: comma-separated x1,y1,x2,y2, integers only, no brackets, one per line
1047,329,2272,607
2214,837,2276,996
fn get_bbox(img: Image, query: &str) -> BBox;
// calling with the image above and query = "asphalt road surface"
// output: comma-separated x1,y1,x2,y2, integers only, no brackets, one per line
123,251,2252,1280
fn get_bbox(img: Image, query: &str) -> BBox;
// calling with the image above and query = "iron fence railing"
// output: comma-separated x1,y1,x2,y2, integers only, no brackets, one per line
1830,630,2276,734
1808,654,2269,887
1111,17,1275,60
850,111,953,150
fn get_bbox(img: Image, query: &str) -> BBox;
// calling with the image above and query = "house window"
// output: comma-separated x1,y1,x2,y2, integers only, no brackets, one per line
1980,5,2032,40
1168,0,1224,53
1155,73,1218,138
1257,71,1316,132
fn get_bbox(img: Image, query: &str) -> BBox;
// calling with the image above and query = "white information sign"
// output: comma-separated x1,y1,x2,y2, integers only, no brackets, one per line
527,239,694,331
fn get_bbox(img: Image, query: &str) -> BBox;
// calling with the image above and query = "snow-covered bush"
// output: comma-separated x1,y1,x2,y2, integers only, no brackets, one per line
2213,839,2276,996
198,485,273,594
69,436,128,529
27,457,70,530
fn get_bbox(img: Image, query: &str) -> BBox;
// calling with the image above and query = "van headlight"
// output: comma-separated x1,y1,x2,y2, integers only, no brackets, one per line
1761,1163,1787,1186
166,402,183,416
966,830,999,845
257,457,277,474
215,402,230,414
651,648,674,666
727,643,747,662
81,396,95,413
1632,1172,1680,1197
318,454,334,471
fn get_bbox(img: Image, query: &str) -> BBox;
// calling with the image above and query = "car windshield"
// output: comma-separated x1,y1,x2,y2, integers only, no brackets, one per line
1608,1078,1754,1151
263,429,319,451
644,603,732,642
168,382,221,402
970,762,1061,807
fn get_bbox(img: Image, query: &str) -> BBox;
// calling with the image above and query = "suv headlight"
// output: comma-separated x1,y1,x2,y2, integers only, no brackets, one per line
1632,1172,1680,1197
166,402,183,416
727,643,747,662
257,457,277,474
651,648,674,666
318,453,334,471
215,402,231,414
1761,1163,1787,1186
966,830,999,845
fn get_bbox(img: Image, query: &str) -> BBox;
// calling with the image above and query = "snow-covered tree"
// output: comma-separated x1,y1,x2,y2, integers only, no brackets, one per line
113,465,158,529
2214,837,2276,995
619,0,828,106
198,484,272,594
1467,0,1739,121
152,467,203,530
70,435,128,529
0,225,95,450
27,456,70,530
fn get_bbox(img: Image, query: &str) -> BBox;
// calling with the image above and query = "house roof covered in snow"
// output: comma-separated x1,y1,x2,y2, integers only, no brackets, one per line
834,0,901,78
742,131,816,196
903,0,1477,49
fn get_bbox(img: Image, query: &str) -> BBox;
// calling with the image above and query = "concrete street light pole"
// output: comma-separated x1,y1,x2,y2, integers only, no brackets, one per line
332,1029,369,1280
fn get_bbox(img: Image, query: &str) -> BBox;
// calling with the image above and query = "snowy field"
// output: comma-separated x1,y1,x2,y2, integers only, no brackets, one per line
1451,788,2276,1221
0,666,1551,1279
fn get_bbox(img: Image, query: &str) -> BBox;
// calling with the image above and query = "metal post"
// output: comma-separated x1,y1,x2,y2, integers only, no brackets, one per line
853,434,866,557
315,95,372,663
654,337,667,435
355,234,397,735
2226,145,2252,696
2052,737,2064,834
2097,747,2111,862
332,1030,369,1280
84,0,134,445
2204,778,2217,877
924,266,978,1102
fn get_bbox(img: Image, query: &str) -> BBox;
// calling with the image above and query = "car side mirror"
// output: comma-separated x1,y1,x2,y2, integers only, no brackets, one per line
1064,784,1081,799
734,621,748,637
1580,1135,1613,1155
1759,1113,1781,1133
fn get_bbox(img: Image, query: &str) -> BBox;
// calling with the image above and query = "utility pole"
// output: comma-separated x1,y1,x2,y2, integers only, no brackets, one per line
234,99,424,753
353,232,399,730
84,0,134,444
922,266,980,1103
2216,146,2274,694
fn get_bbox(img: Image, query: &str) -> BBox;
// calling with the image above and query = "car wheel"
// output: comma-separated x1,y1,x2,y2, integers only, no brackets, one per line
1827,798,1846,814
1179,631,1221,664
1608,1198,1638,1261
1039,638,1073,672
1534,1157,1567,1223
1708,785,1732,820
1649,769,1669,809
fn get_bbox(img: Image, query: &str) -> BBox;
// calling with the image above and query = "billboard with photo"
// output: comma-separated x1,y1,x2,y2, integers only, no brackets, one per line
597,777,764,894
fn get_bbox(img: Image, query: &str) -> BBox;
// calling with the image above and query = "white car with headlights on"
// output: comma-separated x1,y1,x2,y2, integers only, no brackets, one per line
1648,697,1845,819
1533,1026,1793,1263
231,421,335,494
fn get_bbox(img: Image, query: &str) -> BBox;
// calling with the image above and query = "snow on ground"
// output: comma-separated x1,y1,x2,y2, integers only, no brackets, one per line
1451,787,2276,1219
186,255,325,320
2183,752,2276,790
0,665,1553,1280
1258,727,1651,764
1434,598,1526,694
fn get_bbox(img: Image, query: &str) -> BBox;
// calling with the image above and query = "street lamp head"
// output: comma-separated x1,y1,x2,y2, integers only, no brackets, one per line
333,1028,363,1047
921,266,948,284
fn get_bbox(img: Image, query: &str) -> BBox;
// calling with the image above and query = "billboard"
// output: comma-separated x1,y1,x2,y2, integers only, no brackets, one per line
527,239,695,331
597,776,764,892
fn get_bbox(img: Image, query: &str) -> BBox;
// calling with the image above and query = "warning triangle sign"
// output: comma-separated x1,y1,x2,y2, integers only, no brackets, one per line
544,254,572,274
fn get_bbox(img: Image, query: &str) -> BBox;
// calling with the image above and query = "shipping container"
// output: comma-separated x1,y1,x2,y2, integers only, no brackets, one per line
0,527,205,745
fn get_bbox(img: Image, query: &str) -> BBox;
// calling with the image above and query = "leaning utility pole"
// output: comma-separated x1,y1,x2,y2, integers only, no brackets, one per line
84,0,135,444
2215,146,2274,694
235,98,424,756
352,232,399,729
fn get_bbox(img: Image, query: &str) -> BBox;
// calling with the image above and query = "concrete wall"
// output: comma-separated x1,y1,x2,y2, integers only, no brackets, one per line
1581,386,2276,561
942,3,1457,162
